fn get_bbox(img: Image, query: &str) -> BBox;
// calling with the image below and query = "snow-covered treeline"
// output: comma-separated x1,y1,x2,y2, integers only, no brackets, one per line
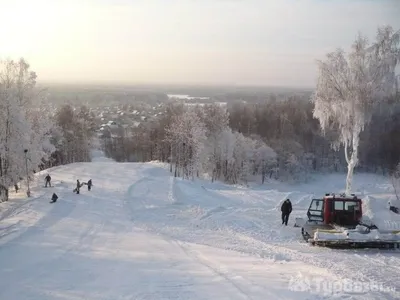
0,59,96,201
99,96,373,184
103,103,278,184
101,91,400,184
165,105,277,184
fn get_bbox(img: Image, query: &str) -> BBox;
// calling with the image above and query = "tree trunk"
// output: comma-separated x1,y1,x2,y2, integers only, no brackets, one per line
0,184,9,202
345,134,360,195
346,160,356,195
174,161,178,177
169,144,173,173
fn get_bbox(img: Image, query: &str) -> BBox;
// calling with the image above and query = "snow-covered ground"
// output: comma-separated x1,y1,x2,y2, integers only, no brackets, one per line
1,155,400,299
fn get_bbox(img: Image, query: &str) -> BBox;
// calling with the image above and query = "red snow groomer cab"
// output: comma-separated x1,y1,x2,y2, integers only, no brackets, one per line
295,193,400,249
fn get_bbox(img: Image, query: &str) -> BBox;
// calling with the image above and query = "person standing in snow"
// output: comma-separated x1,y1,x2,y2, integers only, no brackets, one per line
75,180,81,194
45,174,51,187
281,199,292,226
87,179,92,191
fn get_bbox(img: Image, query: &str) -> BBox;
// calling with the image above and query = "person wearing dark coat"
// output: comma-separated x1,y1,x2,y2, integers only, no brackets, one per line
50,193,58,203
87,179,92,191
281,199,292,226
75,180,80,194
45,174,51,187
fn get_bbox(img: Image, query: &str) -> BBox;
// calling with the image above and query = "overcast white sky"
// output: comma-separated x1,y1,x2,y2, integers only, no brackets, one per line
0,0,399,87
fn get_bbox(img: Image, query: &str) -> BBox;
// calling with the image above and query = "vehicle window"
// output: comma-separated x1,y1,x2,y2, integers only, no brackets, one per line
334,201,344,210
344,201,360,211
310,199,323,210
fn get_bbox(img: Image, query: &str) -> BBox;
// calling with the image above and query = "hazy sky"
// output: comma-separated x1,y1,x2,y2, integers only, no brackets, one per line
0,0,399,87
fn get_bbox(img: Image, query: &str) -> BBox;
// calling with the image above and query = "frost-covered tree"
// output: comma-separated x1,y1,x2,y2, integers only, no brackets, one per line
312,26,400,194
53,104,96,165
252,140,277,183
166,109,207,179
199,104,231,181
26,99,55,170
230,132,254,184
213,127,236,182
0,59,55,200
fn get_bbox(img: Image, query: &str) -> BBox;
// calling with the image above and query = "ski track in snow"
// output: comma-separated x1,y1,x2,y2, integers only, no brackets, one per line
0,158,399,299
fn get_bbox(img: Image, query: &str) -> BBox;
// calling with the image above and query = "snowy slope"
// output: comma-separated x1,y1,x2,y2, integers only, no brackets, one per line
0,157,400,299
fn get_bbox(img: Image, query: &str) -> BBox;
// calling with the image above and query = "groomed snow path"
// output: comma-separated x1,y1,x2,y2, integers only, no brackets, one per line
0,160,400,299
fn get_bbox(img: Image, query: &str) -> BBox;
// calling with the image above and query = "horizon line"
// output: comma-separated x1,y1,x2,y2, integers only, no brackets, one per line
37,80,315,91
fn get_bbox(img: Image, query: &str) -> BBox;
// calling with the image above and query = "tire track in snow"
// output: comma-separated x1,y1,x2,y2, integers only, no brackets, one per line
175,240,254,300
168,178,285,297
72,192,106,256
125,177,158,208
125,175,259,299
123,174,252,299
